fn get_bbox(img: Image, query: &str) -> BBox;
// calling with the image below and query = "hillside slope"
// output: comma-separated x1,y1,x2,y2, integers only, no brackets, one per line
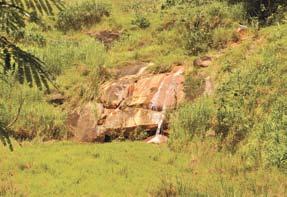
0,0,286,196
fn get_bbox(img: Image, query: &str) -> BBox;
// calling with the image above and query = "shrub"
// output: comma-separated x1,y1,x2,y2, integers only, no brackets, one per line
184,70,205,100
79,65,111,102
228,0,287,25
182,1,244,55
169,98,214,150
56,1,110,32
131,15,150,29
239,97,287,170
215,28,287,169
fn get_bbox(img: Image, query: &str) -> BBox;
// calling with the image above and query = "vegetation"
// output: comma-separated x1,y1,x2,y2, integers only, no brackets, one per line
1,141,286,196
229,0,287,24
0,0,287,195
56,1,110,32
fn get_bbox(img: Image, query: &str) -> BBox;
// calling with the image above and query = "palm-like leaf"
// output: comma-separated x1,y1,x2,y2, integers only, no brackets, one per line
0,0,63,146
0,0,63,90
0,36,56,90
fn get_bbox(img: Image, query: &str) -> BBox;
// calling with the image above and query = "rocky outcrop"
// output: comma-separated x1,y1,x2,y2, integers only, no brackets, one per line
68,64,186,142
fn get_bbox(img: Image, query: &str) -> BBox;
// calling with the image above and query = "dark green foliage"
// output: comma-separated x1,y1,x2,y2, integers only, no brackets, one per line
131,15,150,29
169,99,214,150
181,1,243,55
0,79,13,151
0,0,63,147
161,0,212,9
0,0,62,89
215,36,287,169
228,0,287,25
56,1,110,32
0,0,64,35
184,70,205,100
0,37,54,90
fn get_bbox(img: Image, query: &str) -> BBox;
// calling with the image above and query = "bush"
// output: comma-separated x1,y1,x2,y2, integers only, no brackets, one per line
229,0,287,25
56,1,110,32
182,1,244,55
169,98,214,150
184,70,205,100
131,15,150,29
215,27,287,169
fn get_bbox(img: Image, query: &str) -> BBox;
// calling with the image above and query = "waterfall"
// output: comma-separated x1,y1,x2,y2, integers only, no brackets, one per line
155,113,165,135
150,78,166,111
149,68,184,138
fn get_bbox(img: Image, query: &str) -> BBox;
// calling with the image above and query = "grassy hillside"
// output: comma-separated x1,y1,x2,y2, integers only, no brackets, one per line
1,0,287,196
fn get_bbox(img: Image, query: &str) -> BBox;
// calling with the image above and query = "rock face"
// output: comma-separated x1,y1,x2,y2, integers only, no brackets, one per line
68,65,185,142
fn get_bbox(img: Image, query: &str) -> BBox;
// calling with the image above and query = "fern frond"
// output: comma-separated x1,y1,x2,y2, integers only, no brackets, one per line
0,0,64,15
0,0,64,35
0,36,56,90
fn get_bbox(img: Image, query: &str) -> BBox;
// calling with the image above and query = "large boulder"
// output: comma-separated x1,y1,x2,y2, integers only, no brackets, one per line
67,102,106,142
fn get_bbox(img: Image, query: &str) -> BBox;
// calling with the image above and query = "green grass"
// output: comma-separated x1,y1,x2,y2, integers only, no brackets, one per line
1,1,287,196
1,141,286,196
0,142,189,196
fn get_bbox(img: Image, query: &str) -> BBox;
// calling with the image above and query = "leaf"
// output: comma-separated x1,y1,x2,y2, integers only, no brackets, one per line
0,36,56,90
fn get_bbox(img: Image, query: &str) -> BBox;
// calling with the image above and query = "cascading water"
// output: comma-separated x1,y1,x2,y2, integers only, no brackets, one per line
148,68,183,143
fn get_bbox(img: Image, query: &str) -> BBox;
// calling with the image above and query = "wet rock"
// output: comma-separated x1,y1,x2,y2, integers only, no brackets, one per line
148,66,185,111
125,74,166,108
68,65,186,142
193,56,212,68
146,135,168,144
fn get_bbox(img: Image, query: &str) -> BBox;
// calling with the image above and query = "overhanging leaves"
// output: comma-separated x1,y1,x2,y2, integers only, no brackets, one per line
0,36,56,90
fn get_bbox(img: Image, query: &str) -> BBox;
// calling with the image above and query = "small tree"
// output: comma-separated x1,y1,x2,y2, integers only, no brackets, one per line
228,0,287,24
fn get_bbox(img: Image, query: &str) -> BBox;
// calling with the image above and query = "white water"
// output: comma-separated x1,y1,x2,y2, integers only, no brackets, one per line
150,68,184,137
150,77,166,111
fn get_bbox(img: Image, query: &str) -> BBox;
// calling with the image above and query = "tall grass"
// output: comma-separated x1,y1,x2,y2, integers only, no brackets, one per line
168,98,215,150
29,37,106,76
0,80,66,140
